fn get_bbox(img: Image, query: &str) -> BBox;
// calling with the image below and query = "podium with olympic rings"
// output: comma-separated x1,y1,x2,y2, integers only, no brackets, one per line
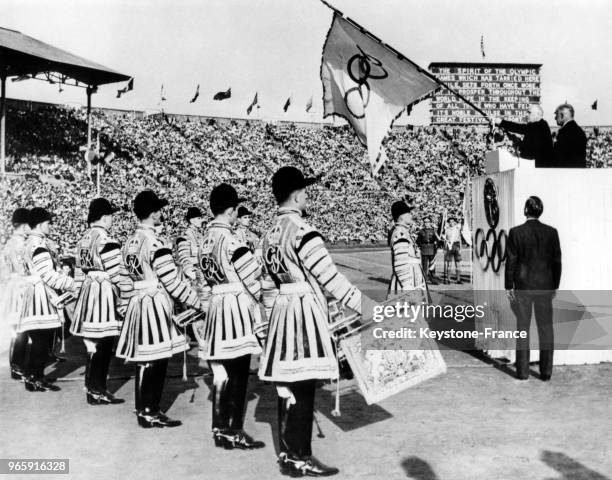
471,148,612,364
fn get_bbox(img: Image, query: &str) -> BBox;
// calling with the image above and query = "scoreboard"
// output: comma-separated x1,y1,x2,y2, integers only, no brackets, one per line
428,63,542,125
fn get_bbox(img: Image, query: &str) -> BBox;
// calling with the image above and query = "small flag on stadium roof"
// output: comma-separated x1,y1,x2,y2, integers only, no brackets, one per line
116,78,134,98
160,83,167,102
247,92,259,115
320,12,439,175
305,96,313,112
213,87,231,100
592,100,598,110
190,84,200,103
480,35,485,59
283,96,291,112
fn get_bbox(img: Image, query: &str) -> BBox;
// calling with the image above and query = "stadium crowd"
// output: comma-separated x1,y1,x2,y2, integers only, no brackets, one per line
1,104,612,257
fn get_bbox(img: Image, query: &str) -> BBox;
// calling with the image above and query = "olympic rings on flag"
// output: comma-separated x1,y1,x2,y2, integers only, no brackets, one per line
474,227,507,273
344,45,388,119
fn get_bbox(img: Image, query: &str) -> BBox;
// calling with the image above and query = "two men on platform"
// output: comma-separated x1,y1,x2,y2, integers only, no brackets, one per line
494,103,586,168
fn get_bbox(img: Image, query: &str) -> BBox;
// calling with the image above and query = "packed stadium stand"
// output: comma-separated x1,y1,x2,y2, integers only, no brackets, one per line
2,102,612,256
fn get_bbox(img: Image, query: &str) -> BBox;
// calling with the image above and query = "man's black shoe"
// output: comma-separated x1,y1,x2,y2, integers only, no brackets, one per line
86,389,125,405
541,374,552,381
212,428,235,448
156,412,182,427
213,429,265,450
24,376,47,392
232,431,265,450
137,410,182,428
10,368,24,381
279,453,339,477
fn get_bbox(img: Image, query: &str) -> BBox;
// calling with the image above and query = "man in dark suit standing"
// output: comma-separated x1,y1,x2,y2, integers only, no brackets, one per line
552,103,587,167
494,104,554,167
505,196,562,381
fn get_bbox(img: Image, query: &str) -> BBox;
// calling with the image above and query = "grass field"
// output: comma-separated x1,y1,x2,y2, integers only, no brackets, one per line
0,248,610,480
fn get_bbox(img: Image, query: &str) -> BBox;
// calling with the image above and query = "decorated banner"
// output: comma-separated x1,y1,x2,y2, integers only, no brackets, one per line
321,13,439,174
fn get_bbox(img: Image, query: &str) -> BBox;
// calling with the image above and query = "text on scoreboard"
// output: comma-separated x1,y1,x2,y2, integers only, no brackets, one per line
428,63,542,125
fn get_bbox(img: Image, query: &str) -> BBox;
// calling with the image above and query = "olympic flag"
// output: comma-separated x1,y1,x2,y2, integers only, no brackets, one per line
321,13,439,174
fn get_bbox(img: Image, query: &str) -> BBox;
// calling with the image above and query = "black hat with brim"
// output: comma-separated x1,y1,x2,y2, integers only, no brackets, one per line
237,205,252,218
186,207,204,222
391,200,414,221
134,190,169,220
88,198,120,224
28,207,53,228
12,208,30,225
272,166,317,202
210,183,246,215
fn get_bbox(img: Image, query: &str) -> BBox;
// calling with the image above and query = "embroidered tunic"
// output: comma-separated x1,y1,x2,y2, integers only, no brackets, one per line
116,224,200,362
71,226,133,338
0,232,29,325
197,219,263,361
388,223,427,298
259,207,361,382
17,232,75,332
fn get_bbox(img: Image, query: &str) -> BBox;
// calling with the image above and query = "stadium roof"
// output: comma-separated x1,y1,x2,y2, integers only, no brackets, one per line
0,26,130,85
0,26,131,176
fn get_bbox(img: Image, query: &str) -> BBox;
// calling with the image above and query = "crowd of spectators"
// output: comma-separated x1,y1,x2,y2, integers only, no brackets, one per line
1,104,611,257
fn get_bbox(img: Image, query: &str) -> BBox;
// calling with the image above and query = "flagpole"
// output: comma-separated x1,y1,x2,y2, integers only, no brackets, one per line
317,0,492,124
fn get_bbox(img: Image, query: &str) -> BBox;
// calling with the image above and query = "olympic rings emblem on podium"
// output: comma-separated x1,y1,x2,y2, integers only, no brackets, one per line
474,227,507,273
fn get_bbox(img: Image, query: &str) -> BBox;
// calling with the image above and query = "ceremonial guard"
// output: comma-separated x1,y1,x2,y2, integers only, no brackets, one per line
116,191,201,428
233,206,259,253
174,207,210,344
388,201,427,299
18,208,76,392
174,207,205,283
259,166,364,477
1,208,30,380
71,198,132,405
416,216,440,284
198,183,265,449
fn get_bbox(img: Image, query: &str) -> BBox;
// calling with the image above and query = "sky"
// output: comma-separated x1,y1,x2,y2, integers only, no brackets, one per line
2,0,611,125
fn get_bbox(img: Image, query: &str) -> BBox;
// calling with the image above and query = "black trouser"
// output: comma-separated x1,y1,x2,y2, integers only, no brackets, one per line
278,380,316,459
10,331,28,372
135,358,169,414
86,337,115,392
421,254,435,278
211,354,251,432
25,329,55,378
513,291,554,378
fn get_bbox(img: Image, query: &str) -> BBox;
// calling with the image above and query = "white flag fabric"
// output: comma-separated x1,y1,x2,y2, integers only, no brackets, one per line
321,14,439,174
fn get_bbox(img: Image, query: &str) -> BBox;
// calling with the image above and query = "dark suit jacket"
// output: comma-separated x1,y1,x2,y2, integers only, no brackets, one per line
504,219,562,290
552,120,587,167
499,119,553,168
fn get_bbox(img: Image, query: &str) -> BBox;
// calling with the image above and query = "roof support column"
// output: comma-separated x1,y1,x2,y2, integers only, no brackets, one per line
1,73,6,177
86,85,93,180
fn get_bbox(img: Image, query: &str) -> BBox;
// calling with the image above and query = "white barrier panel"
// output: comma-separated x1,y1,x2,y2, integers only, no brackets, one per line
472,150,612,364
